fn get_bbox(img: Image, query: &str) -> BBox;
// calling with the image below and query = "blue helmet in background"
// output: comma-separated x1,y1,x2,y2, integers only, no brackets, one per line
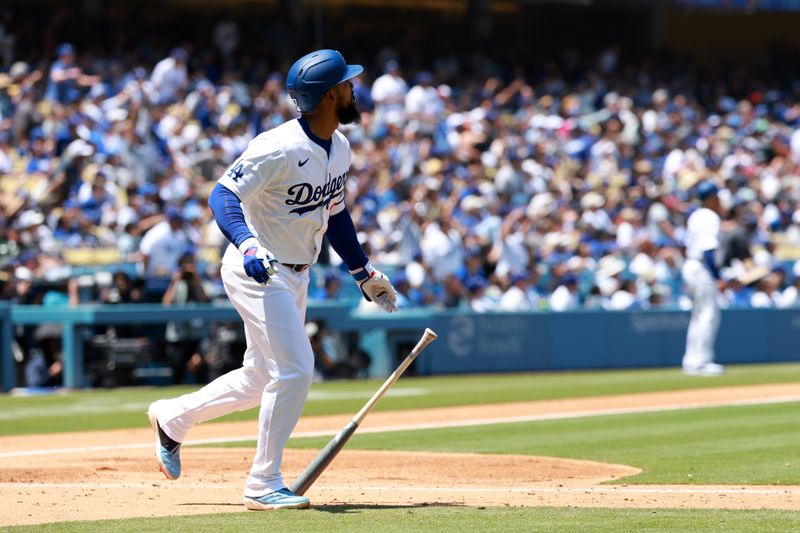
286,49,363,113
696,180,719,201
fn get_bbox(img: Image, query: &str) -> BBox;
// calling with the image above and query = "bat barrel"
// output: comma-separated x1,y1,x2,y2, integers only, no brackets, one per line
289,421,359,496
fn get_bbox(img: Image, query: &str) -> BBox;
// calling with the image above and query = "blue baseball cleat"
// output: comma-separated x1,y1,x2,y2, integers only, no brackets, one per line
244,488,311,510
147,402,182,480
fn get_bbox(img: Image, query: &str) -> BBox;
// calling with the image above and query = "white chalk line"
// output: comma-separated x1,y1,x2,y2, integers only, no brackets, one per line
0,482,797,496
1,394,799,459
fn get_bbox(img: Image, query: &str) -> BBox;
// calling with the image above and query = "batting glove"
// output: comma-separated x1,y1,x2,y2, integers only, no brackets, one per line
350,262,398,313
242,244,278,285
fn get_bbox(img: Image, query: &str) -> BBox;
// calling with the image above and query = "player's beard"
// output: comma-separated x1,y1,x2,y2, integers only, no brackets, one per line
337,93,361,125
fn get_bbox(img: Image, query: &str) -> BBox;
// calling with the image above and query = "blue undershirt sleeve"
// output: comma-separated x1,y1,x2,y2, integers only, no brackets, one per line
326,209,369,271
208,182,255,249
703,249,721,280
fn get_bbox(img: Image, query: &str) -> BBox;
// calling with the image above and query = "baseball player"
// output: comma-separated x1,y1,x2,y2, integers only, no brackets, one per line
681,180,725,376
147,49,398,510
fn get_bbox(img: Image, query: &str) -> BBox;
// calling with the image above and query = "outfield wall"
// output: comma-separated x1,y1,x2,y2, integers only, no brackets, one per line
409,309,800,375
2,304,799,390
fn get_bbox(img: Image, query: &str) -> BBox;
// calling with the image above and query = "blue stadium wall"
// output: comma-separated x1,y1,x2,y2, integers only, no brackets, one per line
395,309,800,374
3,306,800,390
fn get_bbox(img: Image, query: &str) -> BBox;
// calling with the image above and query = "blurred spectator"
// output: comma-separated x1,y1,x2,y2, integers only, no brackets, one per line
466,277,495,312
778,265,800,308
440,273,467,309
371,59,407,131
549,274,580,311
213,14,239,63
405,71,442,137
606,279,639,310
100,271,144,305
421,217,464,281
44,43,99,105
150,48,189,104
497,272,539,311
307,322,370,380
0,213,18,263
162,251,211,383
313,271,342,300
393,271,424,308
25,324,63,388
489,208,531,278
139,205,193,279
749,269,780,308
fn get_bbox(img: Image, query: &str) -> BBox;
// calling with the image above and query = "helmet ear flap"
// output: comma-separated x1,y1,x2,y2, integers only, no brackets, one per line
290,96,302,113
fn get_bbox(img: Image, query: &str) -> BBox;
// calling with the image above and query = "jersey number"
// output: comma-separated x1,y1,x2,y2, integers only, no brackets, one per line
227,160,244,182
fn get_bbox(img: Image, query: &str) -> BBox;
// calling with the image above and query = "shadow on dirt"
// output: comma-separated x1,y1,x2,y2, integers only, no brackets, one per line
311,503,463,514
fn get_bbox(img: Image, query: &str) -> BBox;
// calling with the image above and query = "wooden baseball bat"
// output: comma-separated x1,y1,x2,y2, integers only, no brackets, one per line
289,328,438,496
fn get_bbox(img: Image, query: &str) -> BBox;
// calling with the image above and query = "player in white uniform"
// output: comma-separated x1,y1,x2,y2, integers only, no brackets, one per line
147,49,398,510
681,180,725,376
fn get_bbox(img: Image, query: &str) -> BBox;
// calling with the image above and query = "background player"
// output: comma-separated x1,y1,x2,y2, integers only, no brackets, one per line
681,180,725,376
147,49,398,510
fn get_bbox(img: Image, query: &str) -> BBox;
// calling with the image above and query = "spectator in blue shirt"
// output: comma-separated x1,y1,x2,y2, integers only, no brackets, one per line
44,43,99,105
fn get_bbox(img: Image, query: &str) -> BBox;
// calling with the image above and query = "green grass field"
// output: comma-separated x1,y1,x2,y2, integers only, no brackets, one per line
9,507,800,533
2,363,799,532
285,401,800,485
2,362,800,436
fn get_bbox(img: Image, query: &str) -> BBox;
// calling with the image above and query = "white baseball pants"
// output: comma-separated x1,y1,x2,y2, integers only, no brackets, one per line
681,259,720,369
155,264,314,497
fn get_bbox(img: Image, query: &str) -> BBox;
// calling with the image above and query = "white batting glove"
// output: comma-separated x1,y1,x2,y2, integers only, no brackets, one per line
350,262,398,313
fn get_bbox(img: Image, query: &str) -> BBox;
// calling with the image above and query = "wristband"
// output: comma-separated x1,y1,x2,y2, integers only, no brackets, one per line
238,237,261,255
349,262,376,281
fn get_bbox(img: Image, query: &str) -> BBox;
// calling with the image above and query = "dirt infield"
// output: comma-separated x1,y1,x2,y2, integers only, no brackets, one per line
1,383,799,526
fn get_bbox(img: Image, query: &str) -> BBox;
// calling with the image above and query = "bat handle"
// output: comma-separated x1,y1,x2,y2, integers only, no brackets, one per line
352,328,437,425
289,328,438,496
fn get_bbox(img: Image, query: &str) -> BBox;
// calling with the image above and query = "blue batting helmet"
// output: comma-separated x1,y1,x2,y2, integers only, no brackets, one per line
696,180,719,201
286,49,363,113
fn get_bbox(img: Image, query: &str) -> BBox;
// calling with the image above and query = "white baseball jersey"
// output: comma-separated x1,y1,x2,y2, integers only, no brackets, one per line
684,207,720,260
218,118,350,265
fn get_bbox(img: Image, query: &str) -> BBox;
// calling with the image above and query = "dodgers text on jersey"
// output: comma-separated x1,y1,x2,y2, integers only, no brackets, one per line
285,171,346,215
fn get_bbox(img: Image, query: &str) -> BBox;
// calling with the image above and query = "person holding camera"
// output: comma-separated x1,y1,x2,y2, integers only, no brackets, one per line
162,251,210,383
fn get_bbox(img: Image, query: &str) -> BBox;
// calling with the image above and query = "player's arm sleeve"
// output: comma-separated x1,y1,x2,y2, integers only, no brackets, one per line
208,183,257,251
698,213,721,280
703,249,721,280
326,208,369,271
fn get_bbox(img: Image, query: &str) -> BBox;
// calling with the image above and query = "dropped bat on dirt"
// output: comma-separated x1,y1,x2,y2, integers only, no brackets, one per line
290,328,438,495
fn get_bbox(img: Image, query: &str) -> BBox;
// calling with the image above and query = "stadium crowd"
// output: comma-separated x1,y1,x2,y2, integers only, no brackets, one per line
2,10,800,319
